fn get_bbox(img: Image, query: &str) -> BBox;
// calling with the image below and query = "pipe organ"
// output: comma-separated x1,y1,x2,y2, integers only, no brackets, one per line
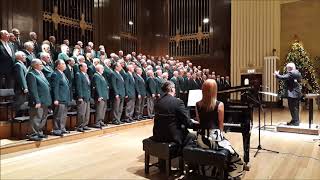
43,0,94,45
169,0,210,58
120,0,138,54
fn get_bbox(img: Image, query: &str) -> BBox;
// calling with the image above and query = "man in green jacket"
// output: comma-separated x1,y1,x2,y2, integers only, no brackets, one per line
146,70,157,118
75,63,91,132
40,52,54,81
51,60,71,136
170,70,180,98
57,44,69,62
134,67,147,120
13,51,28,117
92,64,109,128
26,59,52,141
111,62,125,125
124,64,136,123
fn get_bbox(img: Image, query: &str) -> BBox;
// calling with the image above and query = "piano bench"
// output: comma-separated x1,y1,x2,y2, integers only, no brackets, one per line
183,145,230,179
142,137,183,177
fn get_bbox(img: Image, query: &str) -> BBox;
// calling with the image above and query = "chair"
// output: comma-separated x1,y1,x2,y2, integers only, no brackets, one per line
0,89,15,121
142,137,183,177
11,116,30,139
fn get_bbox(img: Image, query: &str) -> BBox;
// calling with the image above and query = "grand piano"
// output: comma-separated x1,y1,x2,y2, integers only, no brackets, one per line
191,85,254,164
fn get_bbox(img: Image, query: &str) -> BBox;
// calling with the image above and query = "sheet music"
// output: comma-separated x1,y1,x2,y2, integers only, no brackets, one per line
187,90,202,107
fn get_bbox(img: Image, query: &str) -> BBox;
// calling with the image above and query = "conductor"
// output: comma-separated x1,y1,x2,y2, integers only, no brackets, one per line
274,62,302,126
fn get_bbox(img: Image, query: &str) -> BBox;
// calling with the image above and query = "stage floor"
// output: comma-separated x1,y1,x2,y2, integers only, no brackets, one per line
1,109,319,179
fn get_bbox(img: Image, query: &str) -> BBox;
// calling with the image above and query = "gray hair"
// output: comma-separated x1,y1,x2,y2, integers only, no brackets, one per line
41,43,50,52
15,51,26,58
31,59,42,67
0,30,9,37
77,55,85,62
24,41,34,49
95,64,104,71
40,52,50,59
60,44,68,53
286,62,296,71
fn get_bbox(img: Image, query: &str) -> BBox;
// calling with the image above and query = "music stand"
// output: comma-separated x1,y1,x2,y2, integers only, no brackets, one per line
244,92,279,157
259,91,278,130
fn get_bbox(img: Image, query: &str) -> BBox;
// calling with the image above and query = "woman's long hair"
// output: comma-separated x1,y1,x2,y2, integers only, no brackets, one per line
199,79,218,111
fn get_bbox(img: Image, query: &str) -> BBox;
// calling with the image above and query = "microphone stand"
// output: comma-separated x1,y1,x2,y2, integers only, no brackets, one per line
245,92,279,157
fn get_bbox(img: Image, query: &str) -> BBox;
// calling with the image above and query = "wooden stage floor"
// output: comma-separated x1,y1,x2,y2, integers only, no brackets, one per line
1,109,319,179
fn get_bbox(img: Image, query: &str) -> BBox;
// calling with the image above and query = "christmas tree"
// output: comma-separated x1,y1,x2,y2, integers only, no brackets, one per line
279,41,319,97
313,56,320,85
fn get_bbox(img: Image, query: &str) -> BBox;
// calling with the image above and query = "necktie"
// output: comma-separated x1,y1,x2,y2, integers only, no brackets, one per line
118,72,123,81
4,42,12,57
85,73,90,84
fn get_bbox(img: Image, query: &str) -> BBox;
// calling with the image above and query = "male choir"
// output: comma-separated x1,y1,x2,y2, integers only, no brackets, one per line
0,29,231,141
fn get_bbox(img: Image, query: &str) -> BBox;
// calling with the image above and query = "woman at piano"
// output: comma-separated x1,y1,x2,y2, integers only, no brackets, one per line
195,79,246,178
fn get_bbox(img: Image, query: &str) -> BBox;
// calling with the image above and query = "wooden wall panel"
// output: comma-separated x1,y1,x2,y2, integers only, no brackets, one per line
1,0,43,42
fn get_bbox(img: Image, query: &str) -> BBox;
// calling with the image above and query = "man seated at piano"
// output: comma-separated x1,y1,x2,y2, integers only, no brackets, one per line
151,81,198,148
195,79,246,178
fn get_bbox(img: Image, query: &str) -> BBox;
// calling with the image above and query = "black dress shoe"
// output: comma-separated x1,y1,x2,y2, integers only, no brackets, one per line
121,119,129,123
39,134,48,138
61,130,70,134
52,132,63,136
83,126,91,130
112,120,120,125
29,136,42,141
100,122,106,127
92,124,101,129
77,128,84,132
287,121,299,126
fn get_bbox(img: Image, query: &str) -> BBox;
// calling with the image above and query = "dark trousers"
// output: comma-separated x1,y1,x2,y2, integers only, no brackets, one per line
146,97,155,117
125,97,135,119
113,97,124,121
77,101,90,128
288,97,300,123
134,96,145,118
95,100,107,125
53,103,68,134
29,105,48,136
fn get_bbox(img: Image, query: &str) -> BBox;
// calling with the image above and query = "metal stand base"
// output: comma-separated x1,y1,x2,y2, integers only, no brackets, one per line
251,145,279,157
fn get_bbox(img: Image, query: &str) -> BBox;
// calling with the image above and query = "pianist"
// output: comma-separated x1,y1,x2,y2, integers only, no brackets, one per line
151,81,197,147
195,79,245,178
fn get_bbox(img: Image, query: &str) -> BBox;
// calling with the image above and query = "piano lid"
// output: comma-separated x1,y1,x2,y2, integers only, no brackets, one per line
218,85,253,94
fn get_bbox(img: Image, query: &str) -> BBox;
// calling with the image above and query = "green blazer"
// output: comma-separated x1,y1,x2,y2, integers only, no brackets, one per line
170,76,180,94
102,66,114,88
177,76,186,92
134,74,147,97
155,76,165,95
24,51,36,67
51,70,71,105
14,61,28,92
146,77,157,97
75,72,91,102
125,73,136,98
85,60,96,79
26,69,52,106
92,72,109,100
58,53,69,62
111,71,125,98
42,63,54,81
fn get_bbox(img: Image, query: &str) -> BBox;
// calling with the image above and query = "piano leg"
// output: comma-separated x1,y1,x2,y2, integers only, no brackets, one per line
242,131,251,164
